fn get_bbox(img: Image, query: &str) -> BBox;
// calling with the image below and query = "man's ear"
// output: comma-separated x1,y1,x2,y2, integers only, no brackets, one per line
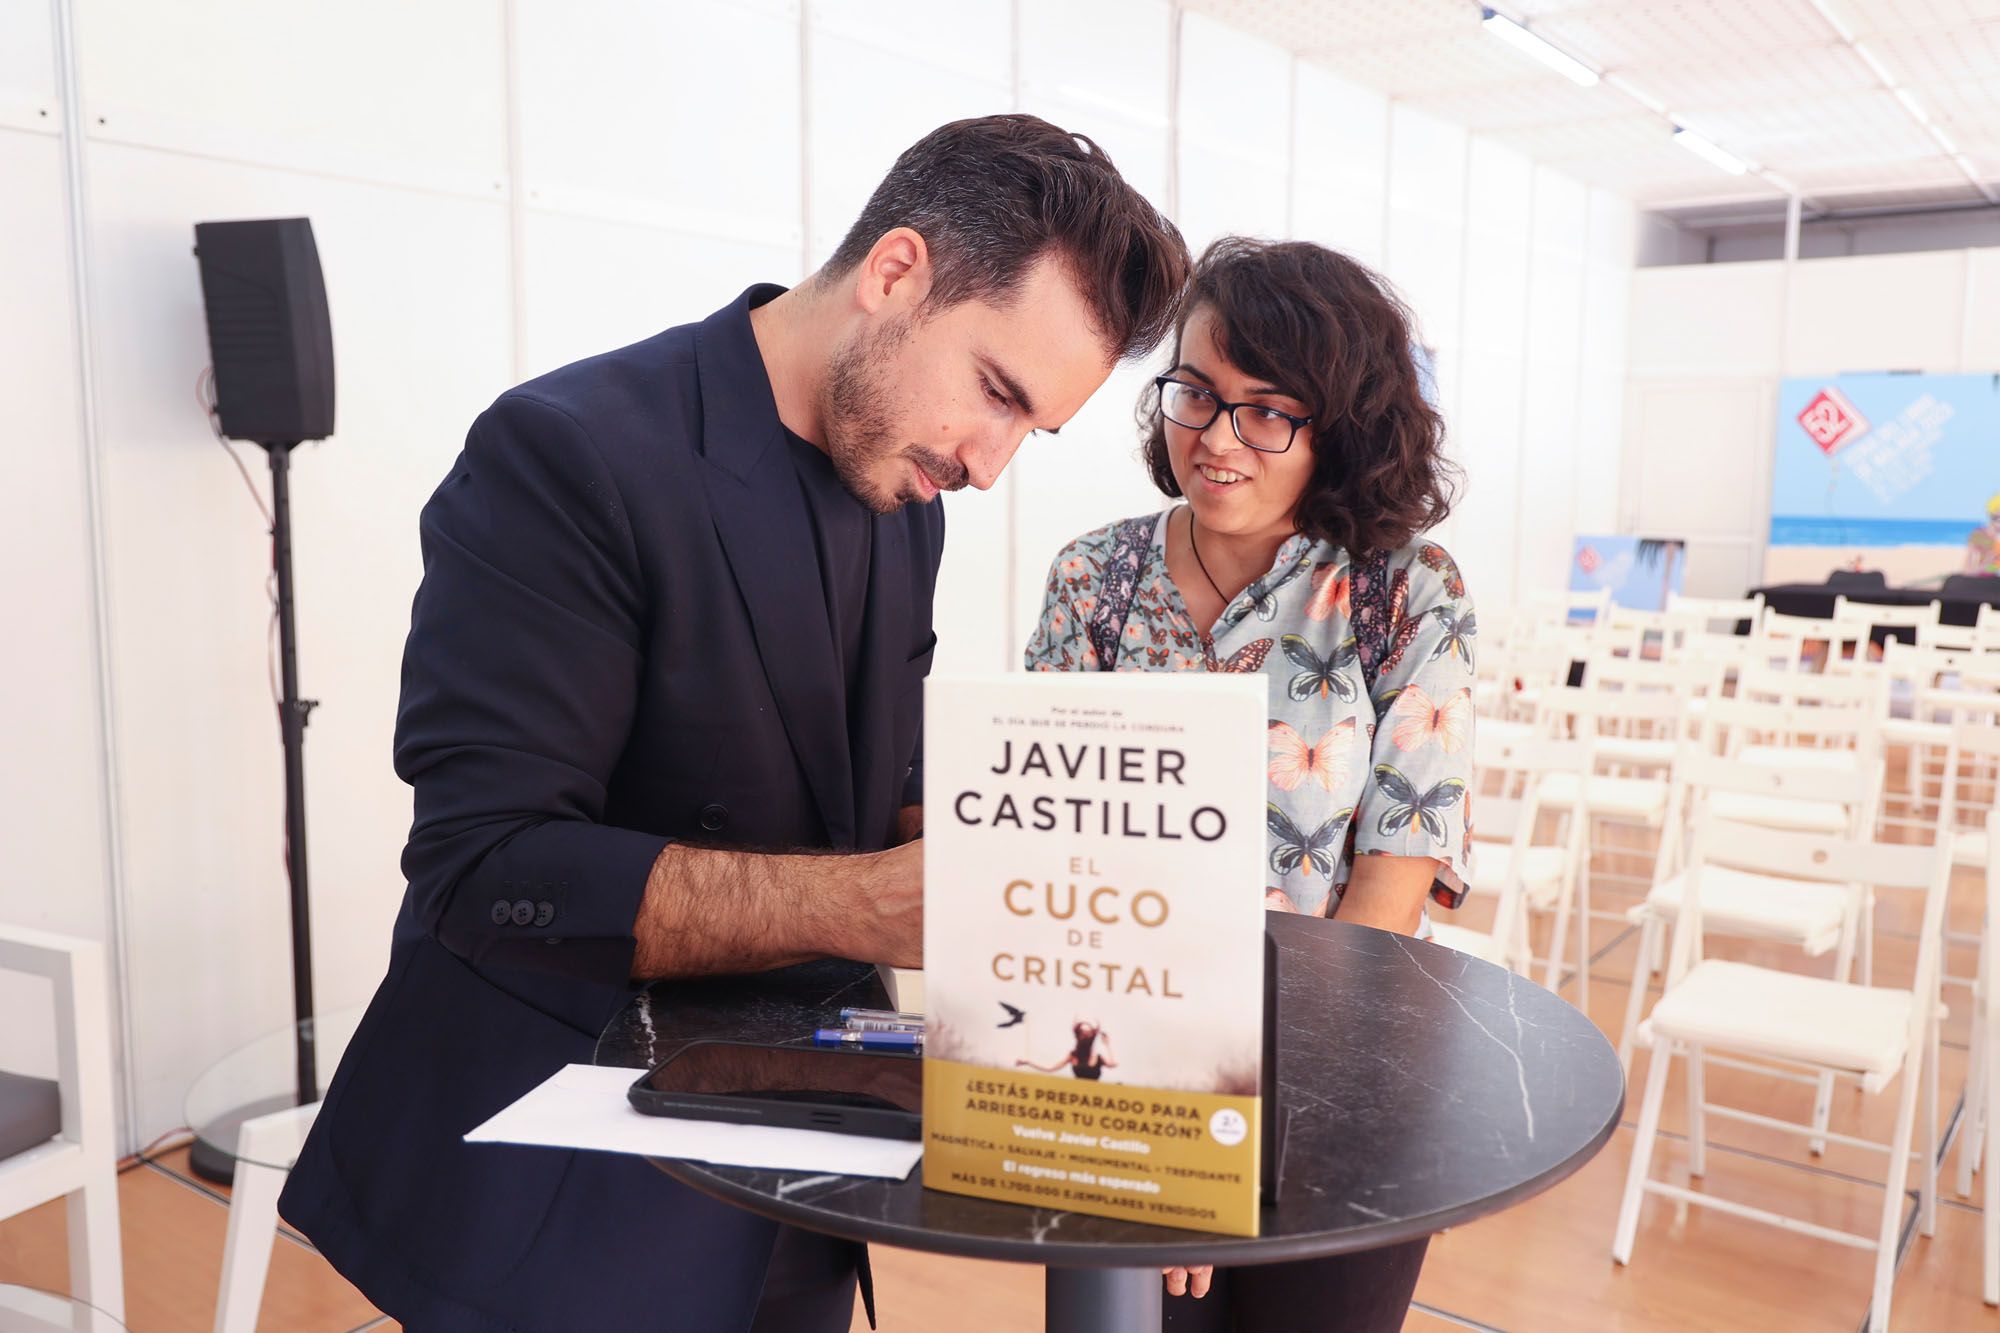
851,226,932,315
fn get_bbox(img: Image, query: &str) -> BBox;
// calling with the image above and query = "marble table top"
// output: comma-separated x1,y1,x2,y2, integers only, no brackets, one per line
595,913,1624,1268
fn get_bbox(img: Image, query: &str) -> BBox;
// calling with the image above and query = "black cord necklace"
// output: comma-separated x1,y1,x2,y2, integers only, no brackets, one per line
1187,509,1229,605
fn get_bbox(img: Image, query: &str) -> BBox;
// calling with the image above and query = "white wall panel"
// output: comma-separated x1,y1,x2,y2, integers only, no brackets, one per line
1175,11,1291,252
1454,140,1535,609
1782,250,1969,374
0,132,111,1084
1967,248,2000,371
77,0,506,192
1627,262,1786,379
1515,167,1589,595
810,0,1009,82
516,0,802,248
1019,0,1171,210
1383,106,1466,389
520,213,800,379
1576,189,1635,534
1624,379,1774,595
1289,63,1388,268
0,0,58,132
84,145,512,1139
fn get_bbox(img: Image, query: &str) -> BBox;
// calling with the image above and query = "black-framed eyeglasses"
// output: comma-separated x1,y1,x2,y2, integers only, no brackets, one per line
1153,376,1312,454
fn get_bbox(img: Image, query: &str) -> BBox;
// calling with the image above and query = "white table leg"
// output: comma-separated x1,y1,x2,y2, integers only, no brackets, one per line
213,1102,320,1333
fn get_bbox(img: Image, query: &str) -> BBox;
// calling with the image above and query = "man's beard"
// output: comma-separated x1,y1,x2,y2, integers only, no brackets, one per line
822,318,966,514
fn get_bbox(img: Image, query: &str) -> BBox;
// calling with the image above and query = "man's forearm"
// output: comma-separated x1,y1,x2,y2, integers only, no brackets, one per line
630,840,920,980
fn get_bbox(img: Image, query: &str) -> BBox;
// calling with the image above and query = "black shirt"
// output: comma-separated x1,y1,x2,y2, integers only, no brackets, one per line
784,430,872,720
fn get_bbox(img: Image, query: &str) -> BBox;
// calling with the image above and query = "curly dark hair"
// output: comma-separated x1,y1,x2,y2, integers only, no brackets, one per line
1141,237,1458,556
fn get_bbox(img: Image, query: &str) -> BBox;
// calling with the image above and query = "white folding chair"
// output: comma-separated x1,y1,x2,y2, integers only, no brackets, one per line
1585,653,1723,774
1613,815,1954,1333
1833,594,1942,634
1758,607,1870,674
1977,809,2000,1307
1430,734,1590,974
1620,745,1884,1097
1948,725,2000,1217
1665,591,1764,635
1532,684,1689,1010
0,926,123,1325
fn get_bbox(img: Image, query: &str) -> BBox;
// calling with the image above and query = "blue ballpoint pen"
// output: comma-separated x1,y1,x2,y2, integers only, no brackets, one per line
813,1027,923,1052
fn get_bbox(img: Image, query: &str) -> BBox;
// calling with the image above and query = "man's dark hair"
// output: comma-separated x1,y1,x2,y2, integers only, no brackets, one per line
1142,237,1460,556
822,115,1190,361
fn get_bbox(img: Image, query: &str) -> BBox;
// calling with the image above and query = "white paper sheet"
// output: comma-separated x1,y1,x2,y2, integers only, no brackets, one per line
463,1063,924,1180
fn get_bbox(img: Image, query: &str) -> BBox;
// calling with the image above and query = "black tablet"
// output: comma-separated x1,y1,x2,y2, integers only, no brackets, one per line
629,1039,923,1141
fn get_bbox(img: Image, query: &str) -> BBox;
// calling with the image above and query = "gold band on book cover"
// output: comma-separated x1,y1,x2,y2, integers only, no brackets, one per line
925,1057,1262,1236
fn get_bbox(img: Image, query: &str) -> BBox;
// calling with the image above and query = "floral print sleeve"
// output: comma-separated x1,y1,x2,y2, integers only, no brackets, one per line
1023,524,1115,672
1351,543,1476,908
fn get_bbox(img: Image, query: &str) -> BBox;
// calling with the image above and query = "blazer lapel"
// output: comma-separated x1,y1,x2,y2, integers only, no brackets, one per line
695,289,856,847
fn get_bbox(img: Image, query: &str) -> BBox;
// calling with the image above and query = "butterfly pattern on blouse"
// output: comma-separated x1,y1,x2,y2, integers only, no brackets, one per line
1305,561,1350,622
1211,637,1274,673
1280,633,1359,702
1388,685,1473,755
1418,543,1466,599
1374,764,1467,847
1267,801,1353,880
1267,716,1356,793
1429,605,1477,668
1022,514,1476,914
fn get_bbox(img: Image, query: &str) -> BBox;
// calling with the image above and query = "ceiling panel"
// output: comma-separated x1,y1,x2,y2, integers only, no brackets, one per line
1186,0,2000,212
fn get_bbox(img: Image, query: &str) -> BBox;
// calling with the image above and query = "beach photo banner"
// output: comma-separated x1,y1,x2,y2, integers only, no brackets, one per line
1767,372,2000,586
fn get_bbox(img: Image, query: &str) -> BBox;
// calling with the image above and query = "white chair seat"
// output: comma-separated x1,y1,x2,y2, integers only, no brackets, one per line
1953,828,1989,868
1738,744,1860,771
1595,736,1676,767
1538,771,1668,823
1708,789,1850,835
1635,866,1852,954
1471,841,1569,910
1428,921,1508,965
1642,959,1913,1089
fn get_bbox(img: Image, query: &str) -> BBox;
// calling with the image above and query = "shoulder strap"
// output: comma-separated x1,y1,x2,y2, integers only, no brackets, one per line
1086,517,1155,670
1351,548,1395,697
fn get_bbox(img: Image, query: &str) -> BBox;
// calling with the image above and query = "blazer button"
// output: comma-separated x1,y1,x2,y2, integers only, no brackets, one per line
699,803,729,832
510,899,535,927
489,900,511,926
534,901,556,928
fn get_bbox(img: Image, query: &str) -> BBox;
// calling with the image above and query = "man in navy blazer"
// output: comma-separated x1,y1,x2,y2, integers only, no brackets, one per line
279,116,1189,1331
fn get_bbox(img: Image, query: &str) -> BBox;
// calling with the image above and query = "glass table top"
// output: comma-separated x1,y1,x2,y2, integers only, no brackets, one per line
182,1004,364,1172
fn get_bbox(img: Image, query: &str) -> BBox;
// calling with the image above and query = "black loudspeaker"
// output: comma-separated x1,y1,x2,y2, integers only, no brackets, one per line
193,217,335,443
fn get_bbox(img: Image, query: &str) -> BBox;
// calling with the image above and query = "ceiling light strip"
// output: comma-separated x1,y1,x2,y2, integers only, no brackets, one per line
1805,0,1997,204
1479,8,1599,87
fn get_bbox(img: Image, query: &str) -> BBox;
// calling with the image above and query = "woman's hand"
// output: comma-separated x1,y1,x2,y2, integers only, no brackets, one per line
1163,1265,1214,1299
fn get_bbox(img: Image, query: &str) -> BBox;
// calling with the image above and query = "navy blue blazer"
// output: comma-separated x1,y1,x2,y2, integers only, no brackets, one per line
279,287,942,1331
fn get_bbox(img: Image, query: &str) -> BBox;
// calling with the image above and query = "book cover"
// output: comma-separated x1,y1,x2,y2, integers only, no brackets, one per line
921,673,1268,1235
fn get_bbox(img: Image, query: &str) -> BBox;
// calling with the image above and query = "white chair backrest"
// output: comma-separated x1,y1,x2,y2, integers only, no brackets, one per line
1473,734,1590,843
1917,621,1981,652
1941,720,2000,848
1588,651,1725,699
1833,594,1942,630
1666,592,1764,635
1699,689,1882,759
1536,681,1687,738
1736,663,1887,714
1757,607,1870,673
1673,813,1954,1053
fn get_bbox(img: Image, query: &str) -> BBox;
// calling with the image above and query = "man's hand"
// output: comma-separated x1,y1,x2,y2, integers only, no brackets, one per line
845,837,923,969
1163,1265,1213,1299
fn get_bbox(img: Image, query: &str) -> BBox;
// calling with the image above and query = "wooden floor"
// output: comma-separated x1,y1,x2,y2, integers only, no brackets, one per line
3,790,1996,1329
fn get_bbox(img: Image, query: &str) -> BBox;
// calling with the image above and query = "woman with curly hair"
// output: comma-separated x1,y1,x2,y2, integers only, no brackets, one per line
1024,237,1474,1332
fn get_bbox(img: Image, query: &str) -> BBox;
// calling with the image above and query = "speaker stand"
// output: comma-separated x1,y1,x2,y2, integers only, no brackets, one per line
191,440,320,1186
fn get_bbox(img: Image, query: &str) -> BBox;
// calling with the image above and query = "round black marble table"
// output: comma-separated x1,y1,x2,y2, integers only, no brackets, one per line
595,912,1624,1332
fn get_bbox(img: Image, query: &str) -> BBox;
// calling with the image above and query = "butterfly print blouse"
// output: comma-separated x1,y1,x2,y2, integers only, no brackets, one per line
1025,508,1475,919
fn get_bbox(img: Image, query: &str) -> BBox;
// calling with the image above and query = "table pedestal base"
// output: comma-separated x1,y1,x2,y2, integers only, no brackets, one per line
1045,1266,1162,1333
